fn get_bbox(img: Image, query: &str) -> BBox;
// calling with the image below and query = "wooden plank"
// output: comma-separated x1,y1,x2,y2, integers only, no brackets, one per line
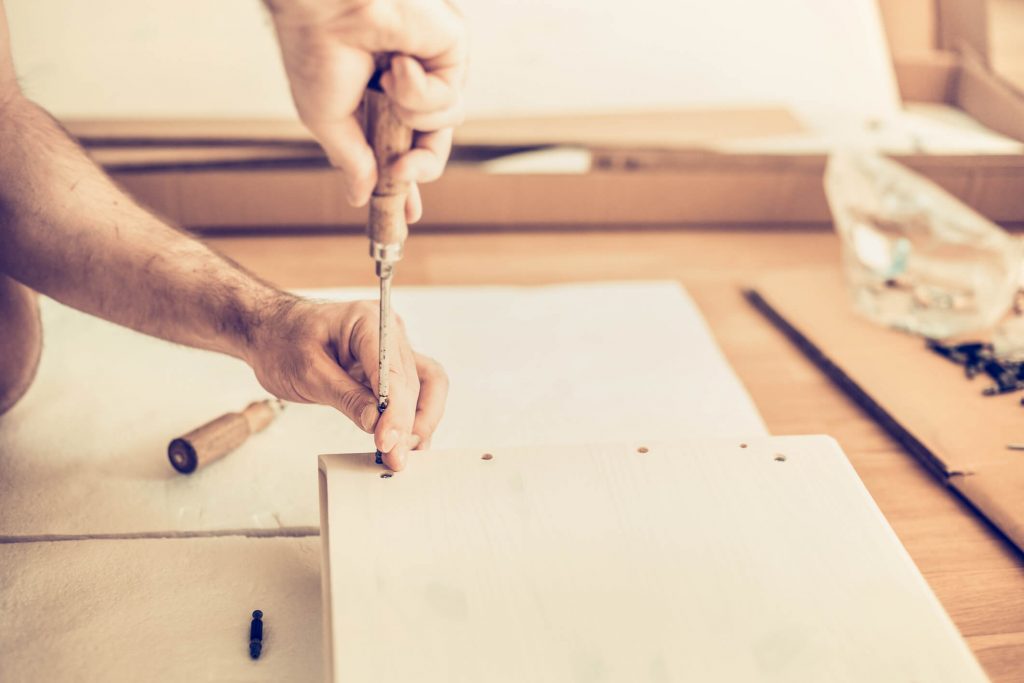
89,144,326,171
104,150,1024,230
319,437,987,682
113,163,834,229
66,109,805,149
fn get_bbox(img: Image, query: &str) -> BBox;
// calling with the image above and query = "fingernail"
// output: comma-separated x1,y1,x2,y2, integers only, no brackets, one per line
379,428,400,453
390,446,408,471
347,188,367,207
393,56,408,78
359,405,378,433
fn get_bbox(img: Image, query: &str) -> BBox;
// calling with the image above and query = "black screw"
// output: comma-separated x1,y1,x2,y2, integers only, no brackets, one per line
927,340,1024,398
375,398,388,465
249,610,263,660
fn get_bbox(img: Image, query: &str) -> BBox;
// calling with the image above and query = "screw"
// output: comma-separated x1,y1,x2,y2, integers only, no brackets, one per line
249,610,263,660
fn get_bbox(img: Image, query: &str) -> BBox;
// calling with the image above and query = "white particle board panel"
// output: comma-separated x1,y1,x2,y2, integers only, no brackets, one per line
7,0,899,123
319,436,988,683
0,282,764,537
0,536,322,682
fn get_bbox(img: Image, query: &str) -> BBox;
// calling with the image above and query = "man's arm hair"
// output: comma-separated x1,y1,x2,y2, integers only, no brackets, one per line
0,99,291,358
0,1,292,360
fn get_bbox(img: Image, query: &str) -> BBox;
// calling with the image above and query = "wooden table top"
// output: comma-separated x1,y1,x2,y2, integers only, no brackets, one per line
206,228,1024,682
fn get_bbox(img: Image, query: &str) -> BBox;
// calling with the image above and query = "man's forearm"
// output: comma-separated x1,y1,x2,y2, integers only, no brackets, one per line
0,96,292,360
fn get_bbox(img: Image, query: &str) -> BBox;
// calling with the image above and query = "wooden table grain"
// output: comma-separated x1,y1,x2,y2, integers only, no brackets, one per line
205,228,1024,682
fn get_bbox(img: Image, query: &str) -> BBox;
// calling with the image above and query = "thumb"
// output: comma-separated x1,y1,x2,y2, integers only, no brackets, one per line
316,363,379,434
312,116,377,206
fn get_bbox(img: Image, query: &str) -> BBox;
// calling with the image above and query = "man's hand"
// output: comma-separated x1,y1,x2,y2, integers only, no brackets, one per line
246,297,448,470
0,0,449,453
266,0,467,223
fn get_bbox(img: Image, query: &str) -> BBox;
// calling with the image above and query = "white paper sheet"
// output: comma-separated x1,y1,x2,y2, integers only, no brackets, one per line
0,536,322,682
8,0,899,123
0,282,765,537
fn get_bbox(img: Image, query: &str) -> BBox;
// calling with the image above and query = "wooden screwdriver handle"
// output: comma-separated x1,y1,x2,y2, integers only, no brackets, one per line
167,400,282,474
365,64,413,250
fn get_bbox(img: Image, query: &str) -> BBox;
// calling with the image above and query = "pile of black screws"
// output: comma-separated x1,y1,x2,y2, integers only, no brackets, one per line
927,340,1024,398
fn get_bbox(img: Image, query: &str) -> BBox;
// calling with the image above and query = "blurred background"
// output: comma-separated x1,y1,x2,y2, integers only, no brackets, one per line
3,0,1024,234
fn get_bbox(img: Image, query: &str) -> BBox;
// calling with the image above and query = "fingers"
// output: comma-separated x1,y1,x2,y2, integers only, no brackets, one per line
411,354,449,450
381,55,462,115
392,129,454,184
306,358,379,434
380,54,458,192
273,31,377,206
347,307,419,471
405,182,423,224
377,317,422,470
381,57,464,132
272,1,466,202
309,115,377,206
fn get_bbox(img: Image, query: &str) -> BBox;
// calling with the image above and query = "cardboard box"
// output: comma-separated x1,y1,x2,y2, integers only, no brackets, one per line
747,269,1024,555
69,0,1024,230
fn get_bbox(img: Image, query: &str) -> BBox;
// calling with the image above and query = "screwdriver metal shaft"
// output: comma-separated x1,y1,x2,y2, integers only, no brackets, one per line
377,263,393,412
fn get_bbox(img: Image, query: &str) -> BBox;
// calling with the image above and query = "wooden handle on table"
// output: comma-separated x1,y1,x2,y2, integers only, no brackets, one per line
167,400,282,474
365,65,414,250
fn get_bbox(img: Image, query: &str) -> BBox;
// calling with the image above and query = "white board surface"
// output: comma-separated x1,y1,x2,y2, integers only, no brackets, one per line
0,536,322,682
0,282,764,538
319,436,988,683
7,0,899,123
459,0,900,122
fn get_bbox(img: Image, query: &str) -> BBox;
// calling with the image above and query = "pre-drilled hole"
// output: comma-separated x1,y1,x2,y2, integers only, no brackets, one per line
637,446,649,454
774,454,787,462
739,443,748,449
481,453,494,461
380,472,393,479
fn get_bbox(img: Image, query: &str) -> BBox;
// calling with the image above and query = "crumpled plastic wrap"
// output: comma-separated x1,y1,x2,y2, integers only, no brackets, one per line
825,151,1023,343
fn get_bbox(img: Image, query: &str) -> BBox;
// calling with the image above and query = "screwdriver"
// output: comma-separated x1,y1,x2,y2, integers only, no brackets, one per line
363,60,413,463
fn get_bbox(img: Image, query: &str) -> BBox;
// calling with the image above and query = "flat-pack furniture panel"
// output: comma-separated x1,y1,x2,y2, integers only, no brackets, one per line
319,437,988,683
